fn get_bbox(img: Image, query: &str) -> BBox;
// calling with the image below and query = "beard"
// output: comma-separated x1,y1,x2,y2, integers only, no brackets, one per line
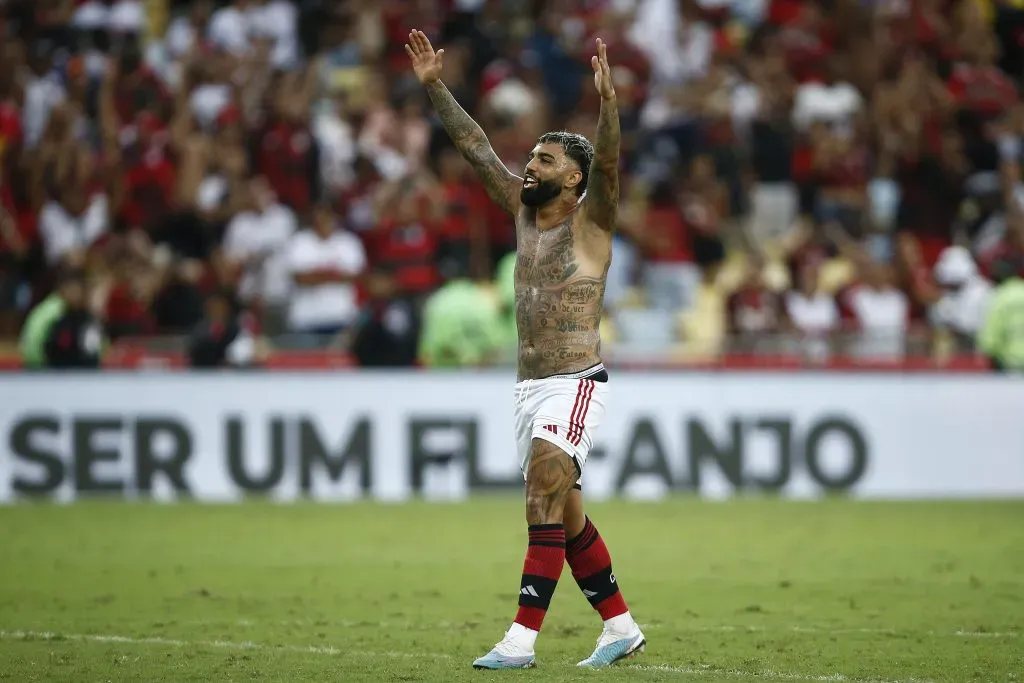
520,177,561,208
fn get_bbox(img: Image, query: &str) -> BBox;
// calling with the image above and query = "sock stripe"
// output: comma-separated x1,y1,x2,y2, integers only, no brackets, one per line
567,520,598,556
515,530,566,632
529,525,566,550
566,518,594,547
564,517,631,622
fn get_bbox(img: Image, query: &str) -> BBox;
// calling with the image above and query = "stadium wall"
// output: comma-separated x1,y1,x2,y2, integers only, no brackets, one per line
1,372,1022,503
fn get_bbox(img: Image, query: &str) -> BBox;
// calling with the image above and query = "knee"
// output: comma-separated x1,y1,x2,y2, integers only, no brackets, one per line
525,488,565,526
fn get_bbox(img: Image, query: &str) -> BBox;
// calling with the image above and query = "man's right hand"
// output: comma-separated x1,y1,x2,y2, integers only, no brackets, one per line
405,29,444,85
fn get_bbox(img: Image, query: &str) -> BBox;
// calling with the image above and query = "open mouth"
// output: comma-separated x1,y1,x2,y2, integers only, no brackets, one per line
523,176,538,189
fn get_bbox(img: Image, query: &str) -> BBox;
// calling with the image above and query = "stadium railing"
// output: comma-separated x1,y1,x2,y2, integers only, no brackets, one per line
0,330,990,372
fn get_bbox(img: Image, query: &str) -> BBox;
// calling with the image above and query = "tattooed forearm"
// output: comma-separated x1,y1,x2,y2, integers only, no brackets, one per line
585,96,620,230
424,80,519,213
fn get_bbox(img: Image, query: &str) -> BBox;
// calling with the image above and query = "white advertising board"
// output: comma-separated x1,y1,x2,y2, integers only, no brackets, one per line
1,372,1022,502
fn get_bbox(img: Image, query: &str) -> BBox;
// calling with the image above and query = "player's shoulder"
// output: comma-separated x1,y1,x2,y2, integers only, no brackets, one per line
573,205,614,239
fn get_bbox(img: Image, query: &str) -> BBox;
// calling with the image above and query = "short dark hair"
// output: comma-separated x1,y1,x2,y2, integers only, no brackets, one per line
537,131,593,197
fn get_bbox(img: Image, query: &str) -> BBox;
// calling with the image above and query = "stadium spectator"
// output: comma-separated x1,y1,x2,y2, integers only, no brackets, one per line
222,175,297,334
186,286,262,368
931,245,993,350
979,257,1024,371
1,0,1024,370
784,256,840,361
629,177,700,312
727,256,783,353
19,267,104,369
284,201,365,342
417,275,504,369
351,271,420,367
839,258,911,361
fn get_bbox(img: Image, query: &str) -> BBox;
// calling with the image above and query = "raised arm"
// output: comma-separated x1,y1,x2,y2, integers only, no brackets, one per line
406,30,520,214
584,38,620,230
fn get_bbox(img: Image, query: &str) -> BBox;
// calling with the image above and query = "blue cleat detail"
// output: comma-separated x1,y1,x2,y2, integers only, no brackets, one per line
472,648,536,669
576,628,646,668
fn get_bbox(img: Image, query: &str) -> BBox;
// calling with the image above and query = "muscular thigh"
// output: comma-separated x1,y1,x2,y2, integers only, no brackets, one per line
524,438,578,524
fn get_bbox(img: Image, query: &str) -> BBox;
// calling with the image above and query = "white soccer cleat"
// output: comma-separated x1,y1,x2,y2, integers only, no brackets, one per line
576,622,646,668
471,630,537,669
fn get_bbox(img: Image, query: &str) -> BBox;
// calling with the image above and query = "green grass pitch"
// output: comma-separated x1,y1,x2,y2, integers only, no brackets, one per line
0,498,1021,682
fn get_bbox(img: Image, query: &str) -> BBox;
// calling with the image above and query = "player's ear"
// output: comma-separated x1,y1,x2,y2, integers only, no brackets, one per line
565,170,582,192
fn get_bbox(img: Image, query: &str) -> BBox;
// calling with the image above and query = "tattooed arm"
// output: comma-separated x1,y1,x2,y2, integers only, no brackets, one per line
584,38,620,231
406,30,521,214
425,80,521,213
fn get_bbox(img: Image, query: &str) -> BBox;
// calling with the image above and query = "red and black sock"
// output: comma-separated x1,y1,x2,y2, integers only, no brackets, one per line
565,517,629,620
513,524,565,632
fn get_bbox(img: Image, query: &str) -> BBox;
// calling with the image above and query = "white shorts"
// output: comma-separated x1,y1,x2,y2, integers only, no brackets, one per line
514,363,610,489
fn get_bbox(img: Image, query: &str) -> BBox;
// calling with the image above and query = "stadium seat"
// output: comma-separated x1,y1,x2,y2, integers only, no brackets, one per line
679,283,727,356
613,307,678,347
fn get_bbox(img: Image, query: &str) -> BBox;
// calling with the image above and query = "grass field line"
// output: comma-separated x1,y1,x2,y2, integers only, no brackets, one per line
0,628,934,682
0,629,452,660
237,618,1020,639
632,664,934,683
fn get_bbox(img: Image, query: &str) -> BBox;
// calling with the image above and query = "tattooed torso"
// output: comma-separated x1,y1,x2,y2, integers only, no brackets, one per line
514,212,611,380
420,80,618,380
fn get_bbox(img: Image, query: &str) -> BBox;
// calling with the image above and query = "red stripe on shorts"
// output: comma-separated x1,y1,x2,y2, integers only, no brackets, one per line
577,380,596,445
569,380,595,446
566,380,586,445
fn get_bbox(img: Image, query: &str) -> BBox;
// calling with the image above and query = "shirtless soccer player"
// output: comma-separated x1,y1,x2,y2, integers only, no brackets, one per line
407,30,646,669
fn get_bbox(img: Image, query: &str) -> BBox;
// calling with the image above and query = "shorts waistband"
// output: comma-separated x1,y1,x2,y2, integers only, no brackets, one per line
540,362,606,381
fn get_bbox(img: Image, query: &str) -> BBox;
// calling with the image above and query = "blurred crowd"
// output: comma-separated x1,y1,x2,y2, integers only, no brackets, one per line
2,0,1024,370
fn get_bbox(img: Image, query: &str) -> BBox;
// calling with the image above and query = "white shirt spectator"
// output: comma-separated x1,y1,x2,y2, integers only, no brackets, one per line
72,1,109,30
108,0,145,34
313,103,357,194
786,291,840,335
196,174,229,213
249,0,299,69
166,16,197,58
845,285,909,359
39,195,110,265
208,3,254,56
629,0,713,84
786,290,839,360
932,246,994,338
23,73,66,150
189,83,232,131
223,203,297,305
286,229,366,331
792,82,863,132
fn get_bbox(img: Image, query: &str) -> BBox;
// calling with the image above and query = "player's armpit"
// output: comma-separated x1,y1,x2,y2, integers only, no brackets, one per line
583,96,620,231
424,81,521,214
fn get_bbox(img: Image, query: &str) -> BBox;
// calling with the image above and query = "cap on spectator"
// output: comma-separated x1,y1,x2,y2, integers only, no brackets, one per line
934,246,978,286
